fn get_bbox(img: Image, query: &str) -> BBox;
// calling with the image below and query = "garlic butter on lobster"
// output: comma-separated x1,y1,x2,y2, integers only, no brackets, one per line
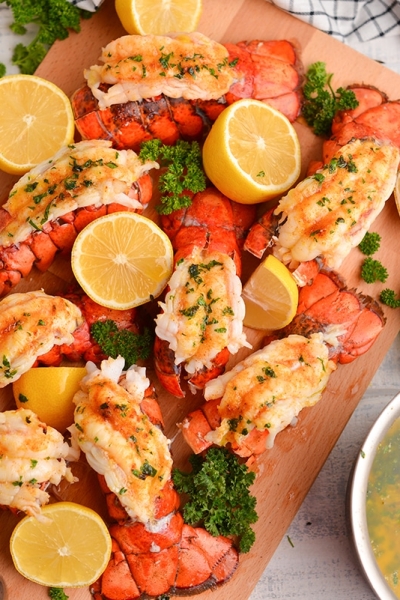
0,139,157,296
85,32,236,108
0,291,83,387
245,138,400,280
71,356,172,525
0,408,78,520
181,334,336,457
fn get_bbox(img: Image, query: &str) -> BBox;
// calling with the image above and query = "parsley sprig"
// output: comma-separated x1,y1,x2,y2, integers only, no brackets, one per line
358,232,400,307
172,447,258,553
0,0,93,76
302,62,359,136
139,139,206,215
90,320,153,368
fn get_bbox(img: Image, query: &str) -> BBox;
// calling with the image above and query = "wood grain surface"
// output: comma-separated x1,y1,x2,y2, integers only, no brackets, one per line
1,1,400,599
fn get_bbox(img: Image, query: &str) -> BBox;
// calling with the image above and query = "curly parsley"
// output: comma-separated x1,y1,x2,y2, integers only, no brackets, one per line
380,289,400,309
90,320,153,368
358,231,381,256
139,139,206,214
0,0,93,75
361,257,388,284
302,62,359,136
48,589,69,600
172,447,258,553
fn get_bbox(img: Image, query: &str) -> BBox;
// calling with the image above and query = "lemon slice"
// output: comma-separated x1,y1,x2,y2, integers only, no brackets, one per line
13,367,87,433
202,99,301,204
71,211,174,310
0,74,75,175
115,0,203,35
242,254,299,330
10,502,112,588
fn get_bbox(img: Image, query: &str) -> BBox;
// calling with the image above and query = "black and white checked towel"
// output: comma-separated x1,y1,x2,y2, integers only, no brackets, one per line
270,0,400,72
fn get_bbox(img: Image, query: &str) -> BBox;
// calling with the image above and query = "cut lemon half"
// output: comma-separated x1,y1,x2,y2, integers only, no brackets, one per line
202,99,301,204
242,254,299,330
0,74,75,175
71,211,174,310
115,0,203,35
10,502,112,588
13,367,87,433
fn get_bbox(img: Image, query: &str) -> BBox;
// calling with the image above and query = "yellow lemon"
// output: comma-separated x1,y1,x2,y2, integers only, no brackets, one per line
0,74,75,175
242,254,299,330
115,0,202,35
10,502,112,588
394,170,400,217
202,99,301,204
71,211,174,310
13,367,87,433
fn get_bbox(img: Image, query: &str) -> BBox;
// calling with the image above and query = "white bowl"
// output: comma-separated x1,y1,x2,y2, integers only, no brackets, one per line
347,391,400,600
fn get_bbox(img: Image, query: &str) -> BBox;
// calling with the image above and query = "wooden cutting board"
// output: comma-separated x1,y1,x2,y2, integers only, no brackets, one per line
1,1,400,599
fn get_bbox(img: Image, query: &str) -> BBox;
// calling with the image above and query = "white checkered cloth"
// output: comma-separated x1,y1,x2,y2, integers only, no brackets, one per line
269,0,400,72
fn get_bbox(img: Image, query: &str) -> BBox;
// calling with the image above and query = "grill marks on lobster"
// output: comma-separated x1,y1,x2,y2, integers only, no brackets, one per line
69,357,239,600
0,140,156,297
154,187,256,397
71,32,303,151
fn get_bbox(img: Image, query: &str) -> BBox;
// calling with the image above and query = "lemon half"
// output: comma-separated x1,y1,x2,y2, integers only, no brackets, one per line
115,0,203,35
203,99,301,204
10,502,112,588
71,211,174,310
0,74,75,175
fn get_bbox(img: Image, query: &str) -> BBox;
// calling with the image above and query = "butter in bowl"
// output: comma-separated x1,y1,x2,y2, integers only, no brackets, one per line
347,391,400,599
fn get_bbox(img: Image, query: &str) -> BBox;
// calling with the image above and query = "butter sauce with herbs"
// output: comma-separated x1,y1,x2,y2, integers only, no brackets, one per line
367,416,400,597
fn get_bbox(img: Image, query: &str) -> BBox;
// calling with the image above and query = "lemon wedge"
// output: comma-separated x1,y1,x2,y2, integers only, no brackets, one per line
115,0,203,35
13,367,87,433
10,502,112,588
71,211,174,310
0,74,75,175
242,254,299,330
202,99,301,204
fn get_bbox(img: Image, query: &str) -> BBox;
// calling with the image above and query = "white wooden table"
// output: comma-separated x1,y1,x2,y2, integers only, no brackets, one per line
1,5,400,599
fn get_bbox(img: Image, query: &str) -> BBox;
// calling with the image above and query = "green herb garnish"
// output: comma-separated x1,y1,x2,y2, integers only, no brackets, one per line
302,61,359,136
48,588,69,600
0,0,93,76
380,289,400,308
139,139,206,214
361,257,389,284
172,447,258,553
90,320,153,368
358,231,381,256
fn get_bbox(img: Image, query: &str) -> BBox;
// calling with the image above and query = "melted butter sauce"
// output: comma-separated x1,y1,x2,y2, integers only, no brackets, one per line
367,417,400,596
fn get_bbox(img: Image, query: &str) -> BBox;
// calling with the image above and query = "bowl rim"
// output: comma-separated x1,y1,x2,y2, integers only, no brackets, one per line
348,390,400,600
